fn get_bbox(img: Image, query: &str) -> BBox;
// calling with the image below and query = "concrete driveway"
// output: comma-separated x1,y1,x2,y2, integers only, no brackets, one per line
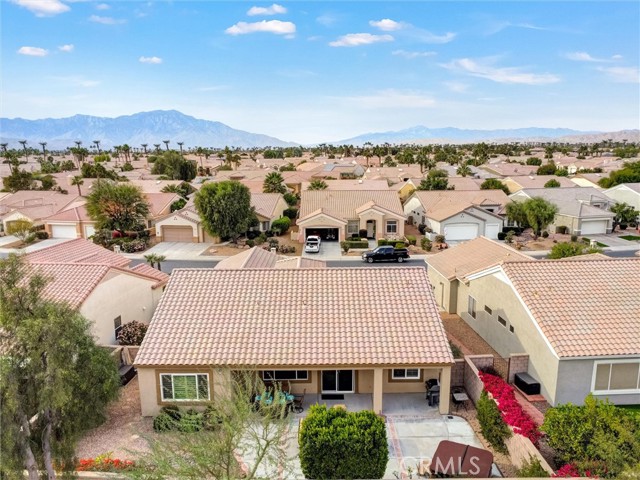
301,240,342,260
585,233,640,247
128,242,211,260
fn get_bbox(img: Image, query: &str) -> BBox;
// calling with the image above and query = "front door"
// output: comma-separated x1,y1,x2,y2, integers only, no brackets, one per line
366,220,376,238
322,370,354,393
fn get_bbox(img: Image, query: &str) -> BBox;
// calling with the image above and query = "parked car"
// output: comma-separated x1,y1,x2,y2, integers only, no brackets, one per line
305,235,321,253
361,246,410,263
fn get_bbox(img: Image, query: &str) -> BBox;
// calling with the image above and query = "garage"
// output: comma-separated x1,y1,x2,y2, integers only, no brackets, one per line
443,223,479,242
581,219,608,235
485,224,501,240
304,227,339,241
84,225,96,238
162,226,194,242
51,224,77,239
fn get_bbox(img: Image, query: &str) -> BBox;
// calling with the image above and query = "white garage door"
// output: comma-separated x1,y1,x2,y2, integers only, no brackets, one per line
162,226,194,242
51,224,77,239
485,224,501,240
444,223,479,241
581,220,608,235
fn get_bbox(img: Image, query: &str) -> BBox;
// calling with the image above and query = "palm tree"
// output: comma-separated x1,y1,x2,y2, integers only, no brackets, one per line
456,163,472,177
263,172,286,194
177,142,184,154
153,143,161,154
144,253,167,271
141,143,148,155
19,140,29,162
39,142,47,161
93,140,101,154
163,140,170,151
308,179,328,190
71,175,84,196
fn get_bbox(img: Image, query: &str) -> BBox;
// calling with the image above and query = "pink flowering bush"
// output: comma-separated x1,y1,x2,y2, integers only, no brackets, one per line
478,371,541,445
552,463,599,478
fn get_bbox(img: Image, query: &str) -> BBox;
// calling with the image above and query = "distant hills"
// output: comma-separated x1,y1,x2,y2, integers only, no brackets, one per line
0,110,637,149
0,110,298,150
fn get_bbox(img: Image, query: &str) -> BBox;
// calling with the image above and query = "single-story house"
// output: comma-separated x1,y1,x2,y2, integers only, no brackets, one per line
298,190,405,242
215,246,326,269
363,165,424,183
312,163,366,179
44,205,97,239
480,163,539,178
0,191,82,233
502,175,576,193
444,256,640,406
510,187,614,235
134,267,454,416
300,179,389,191
154,193,288,243
425,236,534,313
570,173,606,189
603,183,640,212
26,238,169,345
403,190,509,243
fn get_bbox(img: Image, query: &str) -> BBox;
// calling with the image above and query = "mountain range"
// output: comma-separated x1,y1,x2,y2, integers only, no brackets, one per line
0,110,637,149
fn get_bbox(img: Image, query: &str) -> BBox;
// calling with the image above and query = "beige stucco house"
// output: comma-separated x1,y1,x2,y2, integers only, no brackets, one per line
26,238,169,345
215,246,326,269
502,175,576,193
44,205,97,239
603,183,640,212
298,190,405,242
154,192,288,243
135,267,454,416
0,191,82,234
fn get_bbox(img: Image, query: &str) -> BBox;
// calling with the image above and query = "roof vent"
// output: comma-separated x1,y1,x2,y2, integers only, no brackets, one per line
358,179,362,184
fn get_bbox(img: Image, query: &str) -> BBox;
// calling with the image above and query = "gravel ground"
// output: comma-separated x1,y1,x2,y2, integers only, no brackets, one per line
75,377,155,461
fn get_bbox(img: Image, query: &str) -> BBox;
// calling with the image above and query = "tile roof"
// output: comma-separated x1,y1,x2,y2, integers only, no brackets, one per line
0,191,83,221
274,257,326,269
129,263,170,287
481,163,539,177
135,267,453,367
446,177,483,190
426,236,533,280
514,187,614,218
26,238,130,268
32,262,112,309
145,193,181,217
408,190,509,221
301,179,390,191
504,175,576,190
299,190,404,221
214,247,327,269
251,193,284,219
501,259,640,357
44,204,92,222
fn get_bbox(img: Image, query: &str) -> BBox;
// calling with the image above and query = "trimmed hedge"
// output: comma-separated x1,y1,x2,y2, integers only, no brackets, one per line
377,239,388,246
476,391,511,454
299,405,388,480
405,235,417,245
283,207,298,219
271,216,291,235
346,240,369,249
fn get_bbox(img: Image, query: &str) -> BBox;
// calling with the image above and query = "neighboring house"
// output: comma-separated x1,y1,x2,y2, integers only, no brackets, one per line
154,193,288,243
391,178,421,203
570,173,606,189
145,193,182,228
25,238,169,345
442,256,640,406
313,163,366,179
446,177,483,191
0,191,82,233
425,237,534,313
480,163,539,177
510,187,614,235
44,205,96,239
403,190,509,243
603,183,640,212
363,165,424,183
215,246,326,269
298,190,405,242
134,267,454,416
300,179,389,191
502,175,576,193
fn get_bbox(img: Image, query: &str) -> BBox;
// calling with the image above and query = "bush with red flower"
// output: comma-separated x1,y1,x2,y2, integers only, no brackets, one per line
478,371,541,445
77,453,134,472
552,463,599,478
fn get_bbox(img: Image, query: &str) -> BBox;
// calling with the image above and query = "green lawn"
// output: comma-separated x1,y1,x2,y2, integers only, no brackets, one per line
620,235,640,241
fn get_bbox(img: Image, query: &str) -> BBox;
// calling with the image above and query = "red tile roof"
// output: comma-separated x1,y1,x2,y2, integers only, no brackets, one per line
135,267,453,367
26,238,130,268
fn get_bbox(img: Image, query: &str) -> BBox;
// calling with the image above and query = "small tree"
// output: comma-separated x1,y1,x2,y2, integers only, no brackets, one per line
86,180,150,236
544,179,561,188
610,202,640,231
523,197,558,237
476,391,511,454
548,242,602,259
263,172,287,194
270,216,291,235
6,219,35,244
417,169,453,191
480,178,510,194
307,179,328,190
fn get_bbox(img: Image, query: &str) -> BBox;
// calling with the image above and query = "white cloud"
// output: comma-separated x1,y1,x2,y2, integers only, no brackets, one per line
316,14,337,27
369,19,405,31
58,44,74,52
412,30,456,44
336,89,435,109
443,58,560,85
392,49,436,59
486,21,550,35
329,33,394,47
612,54,623,60
564,51,611,63
597,66,640,84
225,20,296,36
89,14,126,25
247,4,286,16
17,46,49,56
139,56,162,64
443,81,469,93
10,0,69,17
95,3,109,10
49,75,100,87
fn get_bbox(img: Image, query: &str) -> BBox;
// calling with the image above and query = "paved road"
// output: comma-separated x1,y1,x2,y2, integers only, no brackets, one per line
604,249,639,258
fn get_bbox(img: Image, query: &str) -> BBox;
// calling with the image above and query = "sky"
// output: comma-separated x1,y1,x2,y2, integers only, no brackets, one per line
1,0,639,144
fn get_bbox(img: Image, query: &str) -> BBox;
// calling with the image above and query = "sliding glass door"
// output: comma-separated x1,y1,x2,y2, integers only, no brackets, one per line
322,370,354,393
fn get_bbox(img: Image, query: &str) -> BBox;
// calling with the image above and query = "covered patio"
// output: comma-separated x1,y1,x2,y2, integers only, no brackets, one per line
294,393,442,417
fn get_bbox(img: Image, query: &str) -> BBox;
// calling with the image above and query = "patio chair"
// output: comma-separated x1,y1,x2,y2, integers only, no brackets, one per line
292,389,305,413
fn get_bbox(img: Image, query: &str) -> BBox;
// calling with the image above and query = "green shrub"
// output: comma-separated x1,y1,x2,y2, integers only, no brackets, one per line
246,239,255,248
394,242,406,249
340,241,350,253
505,231,515,244
516,456,549,477
377,239,388,246
161,405,182,421
153,412,178,432
267,237,279,249
526,157,543,166
406,235,417,246
542,231,549,238
449,341,463,359
420,237,432,251
477,391,511,454
283,207,298,219
570,234,578,242
35,231,49,240
283,192,298,206
121,162,134,172
299,405,388,480
117,320,148,345
435,234,445,244
203,405,222,430
346,240,369,249
271,216,291,235
179,408,204,432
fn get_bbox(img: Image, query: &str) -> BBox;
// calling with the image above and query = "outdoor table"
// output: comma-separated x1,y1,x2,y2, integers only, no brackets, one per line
452,391,470,411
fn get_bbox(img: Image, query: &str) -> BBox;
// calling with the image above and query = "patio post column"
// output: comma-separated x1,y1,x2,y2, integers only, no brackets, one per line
373,368,383,414
439,365,451,415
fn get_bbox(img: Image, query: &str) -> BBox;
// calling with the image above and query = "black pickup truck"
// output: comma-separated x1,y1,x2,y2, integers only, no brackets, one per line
361,246,410,263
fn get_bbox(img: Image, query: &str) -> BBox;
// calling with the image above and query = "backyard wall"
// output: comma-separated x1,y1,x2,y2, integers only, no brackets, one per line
452,359,465,387
507,354,529,384
463,354,494,403
505,430,554,475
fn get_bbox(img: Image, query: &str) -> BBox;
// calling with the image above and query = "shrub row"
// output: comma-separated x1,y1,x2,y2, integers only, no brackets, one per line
345,240,368,249
377,239,408,247
153,405,222,433
477,390,511,454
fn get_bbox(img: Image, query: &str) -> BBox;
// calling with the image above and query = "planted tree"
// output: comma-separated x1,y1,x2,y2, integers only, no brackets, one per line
6,219,35,244
307,179,328,190
86,180,150,236
0,254,120,479
417,169,454,191
505,202,529,229
194,180,255,243
151,151,197,181
480,178,510,194
598,161,640,188
523,197,558,237
610,202,639,231
548,242,602,259
263,172,287,194
544,179,561,188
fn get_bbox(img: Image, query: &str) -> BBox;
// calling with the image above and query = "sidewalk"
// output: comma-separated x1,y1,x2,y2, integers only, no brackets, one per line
524,244,640,258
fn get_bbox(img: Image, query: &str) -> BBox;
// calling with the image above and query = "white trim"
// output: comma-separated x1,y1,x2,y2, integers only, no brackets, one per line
590,359,640,395
262,370,309,381
160,373,210,401
392,368,421,380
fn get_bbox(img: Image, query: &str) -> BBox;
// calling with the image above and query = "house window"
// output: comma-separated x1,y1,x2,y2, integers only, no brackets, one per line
347,220,360,235
509,325,515,333
260,221,269,231
114,316,122,340
467,296,476,319
386,220,398,234
484,305,492,315
592,361,640,394
392,368,420,380
161,373,210,401
262,370,309,381
498,316,507,327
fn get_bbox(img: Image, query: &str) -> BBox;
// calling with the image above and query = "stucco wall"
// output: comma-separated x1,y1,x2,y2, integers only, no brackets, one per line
426,267,453,313
556,358,640,405
80,272,161,345
457,273,561,405
138,367,159,416
440,209,502,238
604,188,640,211
154,215,199,238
